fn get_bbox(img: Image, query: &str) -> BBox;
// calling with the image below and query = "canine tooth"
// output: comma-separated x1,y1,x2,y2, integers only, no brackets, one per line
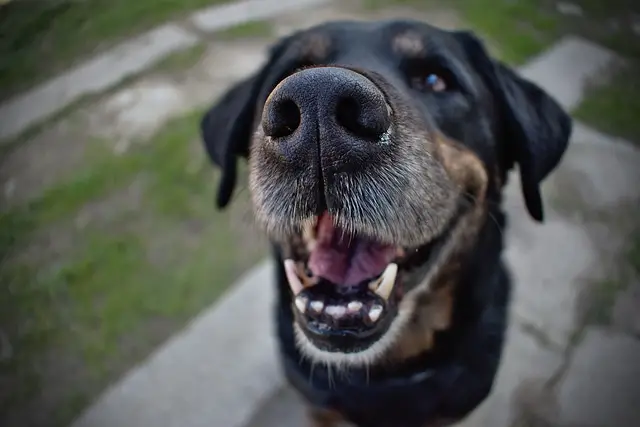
284,259,304,296
368,305,384,322
325,305,346,318
347,301,363,313
295,296,308,313
374,263,398,301
310,300,324,313
368,276,382,291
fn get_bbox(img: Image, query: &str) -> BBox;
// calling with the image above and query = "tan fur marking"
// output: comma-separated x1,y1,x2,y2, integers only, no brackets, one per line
307,406,344,427
422,419,459,427
386,137,490,363
392,31,425,57
389,283,454,361
435,134,489,201
299,33,332,62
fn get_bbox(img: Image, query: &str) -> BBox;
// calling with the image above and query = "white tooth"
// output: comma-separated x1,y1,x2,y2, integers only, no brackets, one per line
310,301,324,313
368,276,382,291
295,296,308,313
284,259,304,296
347,301,363,313
325,305,346,318
368,305,384,322
374,263,398,300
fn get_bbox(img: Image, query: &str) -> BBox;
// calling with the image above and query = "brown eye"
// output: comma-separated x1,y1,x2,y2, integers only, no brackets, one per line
410,72,448,93
425,73,447,92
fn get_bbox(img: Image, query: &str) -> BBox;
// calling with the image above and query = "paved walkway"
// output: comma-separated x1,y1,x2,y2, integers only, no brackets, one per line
1,1,638,427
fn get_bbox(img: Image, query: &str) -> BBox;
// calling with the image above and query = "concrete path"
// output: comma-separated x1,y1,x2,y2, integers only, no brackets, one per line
0,0,330,144
2,1,638,427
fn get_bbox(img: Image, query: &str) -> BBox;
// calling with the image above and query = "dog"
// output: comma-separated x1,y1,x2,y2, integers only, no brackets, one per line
200,18,572,427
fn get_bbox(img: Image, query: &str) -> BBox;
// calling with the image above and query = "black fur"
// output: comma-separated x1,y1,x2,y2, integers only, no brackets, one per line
200,20,572,427
454,31,572,221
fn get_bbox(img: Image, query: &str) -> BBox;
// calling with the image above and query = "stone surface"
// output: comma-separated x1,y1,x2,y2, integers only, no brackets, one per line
0,24,198,143
272,0,462,36
0,0,326,144
70,260,285,427
199,41,269,82
519,36,622,111
0,118,93,208
445,323,564,427
2,38,272,207
556,327,640,427
547,123,640,213
243,387,310,427
190,0,329,33
97,78,188,144
503,201,600,350
612,281,640,337
556,2,584,16
501,121,640,351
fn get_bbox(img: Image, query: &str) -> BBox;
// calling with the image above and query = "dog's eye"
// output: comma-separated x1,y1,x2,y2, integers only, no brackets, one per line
426,73,446,91
409,71,451,93
404,57,457,94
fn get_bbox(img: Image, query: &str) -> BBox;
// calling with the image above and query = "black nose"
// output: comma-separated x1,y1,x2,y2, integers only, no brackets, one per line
261,67,391,146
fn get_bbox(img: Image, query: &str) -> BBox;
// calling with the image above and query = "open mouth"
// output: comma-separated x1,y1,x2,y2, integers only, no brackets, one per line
284,212,424,353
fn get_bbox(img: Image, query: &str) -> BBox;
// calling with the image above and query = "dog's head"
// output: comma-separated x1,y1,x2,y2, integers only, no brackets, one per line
201,20,571,368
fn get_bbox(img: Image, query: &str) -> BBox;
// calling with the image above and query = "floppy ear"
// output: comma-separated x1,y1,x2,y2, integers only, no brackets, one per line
454,31,573,222
200,37,292,209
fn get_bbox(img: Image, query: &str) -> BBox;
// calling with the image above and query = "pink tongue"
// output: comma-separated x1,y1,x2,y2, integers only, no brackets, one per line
307,213,396,286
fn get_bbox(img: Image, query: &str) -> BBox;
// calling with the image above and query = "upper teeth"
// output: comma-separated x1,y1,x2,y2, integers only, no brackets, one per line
284,259,304,296
284,259,398,302
369,263,398,301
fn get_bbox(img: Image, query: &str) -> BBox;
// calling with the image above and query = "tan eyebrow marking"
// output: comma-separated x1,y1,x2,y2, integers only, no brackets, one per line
298,32,332,62
392,30,425,57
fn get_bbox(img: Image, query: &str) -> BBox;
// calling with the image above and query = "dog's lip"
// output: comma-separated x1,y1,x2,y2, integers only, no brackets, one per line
286,261,401,344
285,195,469,350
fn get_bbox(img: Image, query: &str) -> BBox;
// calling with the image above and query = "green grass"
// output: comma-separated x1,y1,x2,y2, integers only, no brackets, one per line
0,0,230,100
455,0,560,65
456,0,640,65
0,110,266,427
573,63,640,144
583,227,640,327
215,19,274,40
627,230,640,274
154,43,208,73
368,0,640,65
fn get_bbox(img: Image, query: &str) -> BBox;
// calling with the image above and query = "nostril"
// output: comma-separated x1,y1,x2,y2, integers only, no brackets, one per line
335,95,390,141
263,98,301,138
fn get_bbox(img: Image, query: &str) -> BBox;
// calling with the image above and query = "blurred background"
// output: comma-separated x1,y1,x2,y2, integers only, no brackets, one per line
1,1,639,427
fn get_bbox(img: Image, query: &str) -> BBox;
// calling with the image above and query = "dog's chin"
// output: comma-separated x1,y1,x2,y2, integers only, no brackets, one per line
283,205,463,369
